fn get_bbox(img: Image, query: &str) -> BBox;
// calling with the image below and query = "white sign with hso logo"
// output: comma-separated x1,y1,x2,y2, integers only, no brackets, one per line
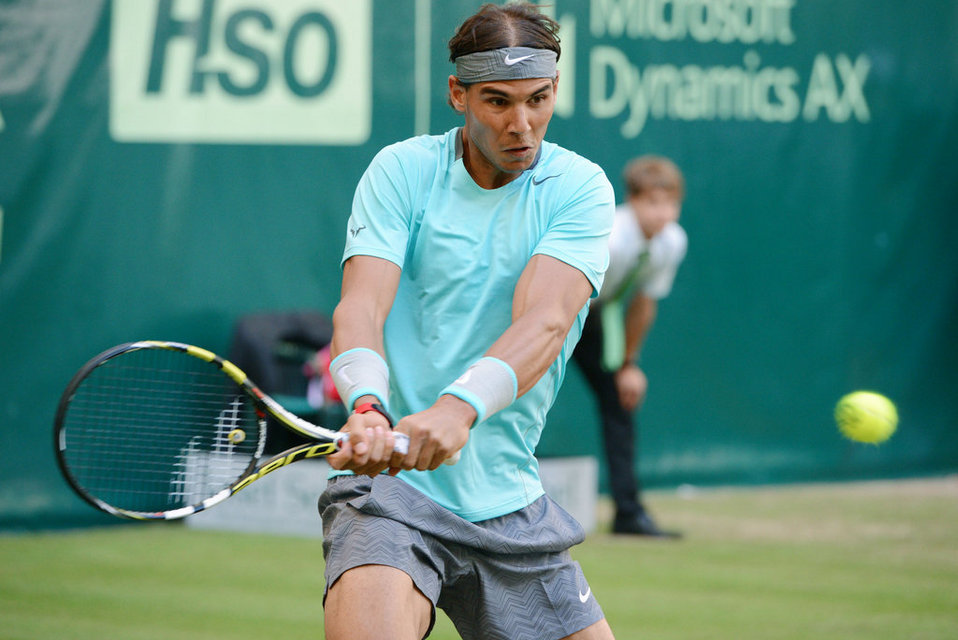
110,0,371,144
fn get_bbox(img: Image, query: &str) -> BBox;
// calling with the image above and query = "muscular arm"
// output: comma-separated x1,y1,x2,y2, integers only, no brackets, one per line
330,255,400,361
327,255,403,475
330,253,594,474
487,254,595,396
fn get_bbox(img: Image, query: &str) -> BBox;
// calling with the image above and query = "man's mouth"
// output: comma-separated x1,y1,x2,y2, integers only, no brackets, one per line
504,144,533,159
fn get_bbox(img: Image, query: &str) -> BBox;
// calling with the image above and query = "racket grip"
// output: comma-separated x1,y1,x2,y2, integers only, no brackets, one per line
393,433,460,465
392,432,410,454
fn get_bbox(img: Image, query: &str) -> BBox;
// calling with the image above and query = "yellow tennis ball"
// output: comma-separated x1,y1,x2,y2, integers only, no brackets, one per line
835,391,898,444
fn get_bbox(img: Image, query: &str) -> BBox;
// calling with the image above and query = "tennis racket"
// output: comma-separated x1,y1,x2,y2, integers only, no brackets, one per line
54,340,410,521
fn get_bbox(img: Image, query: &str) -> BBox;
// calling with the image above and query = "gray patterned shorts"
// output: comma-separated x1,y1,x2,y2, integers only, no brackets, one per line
319,474,605,640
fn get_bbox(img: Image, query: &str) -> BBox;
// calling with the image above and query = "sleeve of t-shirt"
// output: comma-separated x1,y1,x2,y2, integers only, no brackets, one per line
342,143,415,269
533,167,616,297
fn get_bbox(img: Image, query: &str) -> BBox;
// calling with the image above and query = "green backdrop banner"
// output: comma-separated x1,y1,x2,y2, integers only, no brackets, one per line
2,0,956,529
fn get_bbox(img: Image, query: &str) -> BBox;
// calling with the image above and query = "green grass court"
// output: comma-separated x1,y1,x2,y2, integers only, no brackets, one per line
2,477,956,639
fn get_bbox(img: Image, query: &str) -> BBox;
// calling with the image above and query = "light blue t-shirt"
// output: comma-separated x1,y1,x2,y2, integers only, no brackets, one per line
340,127,614,521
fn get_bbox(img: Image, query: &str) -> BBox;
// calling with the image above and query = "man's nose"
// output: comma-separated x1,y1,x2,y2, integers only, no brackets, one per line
507,105,532,135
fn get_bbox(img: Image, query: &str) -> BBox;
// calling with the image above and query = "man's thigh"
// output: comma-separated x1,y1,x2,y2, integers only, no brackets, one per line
324,564,433,640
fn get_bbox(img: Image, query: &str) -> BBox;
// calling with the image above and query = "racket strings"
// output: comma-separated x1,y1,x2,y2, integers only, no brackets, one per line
60,349,265,514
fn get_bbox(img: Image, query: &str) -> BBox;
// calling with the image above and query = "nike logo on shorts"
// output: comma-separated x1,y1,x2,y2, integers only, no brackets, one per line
578,587,592,603
504,53,535,66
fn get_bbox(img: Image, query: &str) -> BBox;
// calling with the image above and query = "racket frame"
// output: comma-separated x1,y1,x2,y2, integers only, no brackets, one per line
54,341,352,520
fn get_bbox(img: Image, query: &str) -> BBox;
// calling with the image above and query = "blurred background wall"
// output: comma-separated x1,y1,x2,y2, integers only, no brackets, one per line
2,0,956,530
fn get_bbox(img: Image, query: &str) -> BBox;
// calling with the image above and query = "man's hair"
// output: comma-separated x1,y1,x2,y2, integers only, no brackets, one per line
448,2,561,63
623,155,686,201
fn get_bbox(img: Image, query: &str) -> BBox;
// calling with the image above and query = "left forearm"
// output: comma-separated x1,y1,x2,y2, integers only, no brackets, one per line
486,255,593,397
486,304,571,397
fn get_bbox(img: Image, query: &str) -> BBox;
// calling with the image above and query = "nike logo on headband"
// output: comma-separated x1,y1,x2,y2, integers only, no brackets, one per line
504,53,535,66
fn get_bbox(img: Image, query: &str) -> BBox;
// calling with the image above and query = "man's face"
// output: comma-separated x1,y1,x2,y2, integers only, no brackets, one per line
630,188,681,239
449,75,558,189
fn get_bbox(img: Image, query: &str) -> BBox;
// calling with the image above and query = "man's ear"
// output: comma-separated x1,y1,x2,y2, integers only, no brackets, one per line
448,75,466,113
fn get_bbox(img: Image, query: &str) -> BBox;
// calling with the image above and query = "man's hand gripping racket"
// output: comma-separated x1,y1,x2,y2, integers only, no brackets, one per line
53,341,457,521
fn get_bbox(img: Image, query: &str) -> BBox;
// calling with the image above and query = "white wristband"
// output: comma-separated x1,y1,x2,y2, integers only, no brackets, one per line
440,357,518,425
329,347,389,409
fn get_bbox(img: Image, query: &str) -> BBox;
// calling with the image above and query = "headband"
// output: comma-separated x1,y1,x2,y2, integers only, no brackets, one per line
454,47,558,83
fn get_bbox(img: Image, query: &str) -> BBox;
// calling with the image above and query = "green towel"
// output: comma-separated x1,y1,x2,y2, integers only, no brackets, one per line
600,249,648,371
601,300,625,371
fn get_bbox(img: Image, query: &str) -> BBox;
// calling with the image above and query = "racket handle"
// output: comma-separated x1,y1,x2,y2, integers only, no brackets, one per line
338,432,459,465
393,433,461,465
392,431,410,454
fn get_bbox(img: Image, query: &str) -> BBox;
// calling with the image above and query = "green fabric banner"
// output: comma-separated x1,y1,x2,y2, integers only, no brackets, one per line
2,0,956,529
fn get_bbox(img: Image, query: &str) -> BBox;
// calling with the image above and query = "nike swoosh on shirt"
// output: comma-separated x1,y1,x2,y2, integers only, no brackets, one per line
578,587,592,603
532,174,561,185
504,53,535,66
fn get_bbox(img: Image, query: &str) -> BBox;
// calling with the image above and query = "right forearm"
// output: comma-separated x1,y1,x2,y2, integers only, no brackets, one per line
330,256,400,358
331,297,385,359
329,256,401,409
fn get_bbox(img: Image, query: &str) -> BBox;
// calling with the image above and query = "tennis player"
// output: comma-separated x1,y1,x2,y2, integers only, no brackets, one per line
321,4,617,639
